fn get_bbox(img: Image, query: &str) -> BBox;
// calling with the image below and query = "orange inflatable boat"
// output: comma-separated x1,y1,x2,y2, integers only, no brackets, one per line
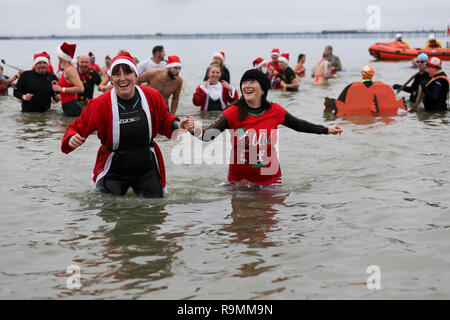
369,41,450,61
326,81,406,117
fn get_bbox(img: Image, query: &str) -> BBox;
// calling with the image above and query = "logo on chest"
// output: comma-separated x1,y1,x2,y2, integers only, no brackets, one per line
119,116,141,125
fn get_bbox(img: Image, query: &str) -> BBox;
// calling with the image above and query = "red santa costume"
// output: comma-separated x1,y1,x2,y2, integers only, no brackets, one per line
61,52,179,194
267,48,283,89
192,81,239,111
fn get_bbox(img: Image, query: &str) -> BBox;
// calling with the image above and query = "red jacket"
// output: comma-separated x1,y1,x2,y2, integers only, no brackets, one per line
192,81,239,111
61,86,179,193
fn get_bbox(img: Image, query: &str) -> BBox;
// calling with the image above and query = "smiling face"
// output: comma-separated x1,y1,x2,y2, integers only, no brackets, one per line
208,66,221,84
35,61,48,74
111,64,137,99
241,79,263,108
278,61,288,71
77,55,90,74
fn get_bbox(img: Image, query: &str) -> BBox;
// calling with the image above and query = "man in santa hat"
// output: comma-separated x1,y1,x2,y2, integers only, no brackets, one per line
137,55,183,115
267,48,283,89
274,53,299,91
61,51,185,198
13,52,59,112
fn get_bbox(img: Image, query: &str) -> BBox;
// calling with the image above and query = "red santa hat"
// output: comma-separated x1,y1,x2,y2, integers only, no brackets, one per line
166,55,182,68
252,57,267,69
213,51,225,62
57,42,76,62
41,51,50,59
108,51,139,77
33,52,49,66
278,53,289,64
271,48,280,57
427,57,442,69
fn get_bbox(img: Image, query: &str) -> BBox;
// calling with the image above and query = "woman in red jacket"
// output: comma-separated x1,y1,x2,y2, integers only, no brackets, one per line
192,64,238,111
183,69,342,189
61,52,181,198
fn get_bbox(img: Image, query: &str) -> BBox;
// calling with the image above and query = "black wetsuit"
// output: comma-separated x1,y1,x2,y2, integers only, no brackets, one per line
277,67,298,92
395,72,431,103
97,92,163,197
13,70,58,112
198,104,328,142
421,72,449,112
204,66,230,83
78,68,101,106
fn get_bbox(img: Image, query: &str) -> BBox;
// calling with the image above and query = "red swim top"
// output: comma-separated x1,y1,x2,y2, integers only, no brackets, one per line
58,65,78,104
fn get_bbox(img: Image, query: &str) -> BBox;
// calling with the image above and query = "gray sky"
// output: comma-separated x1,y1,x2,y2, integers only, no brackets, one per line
2,0,449,36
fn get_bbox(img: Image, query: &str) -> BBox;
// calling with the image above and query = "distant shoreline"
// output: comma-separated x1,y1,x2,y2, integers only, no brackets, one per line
0,30,446,40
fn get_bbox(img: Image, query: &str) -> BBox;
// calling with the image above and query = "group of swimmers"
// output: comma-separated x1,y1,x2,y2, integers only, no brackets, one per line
0,40,448,198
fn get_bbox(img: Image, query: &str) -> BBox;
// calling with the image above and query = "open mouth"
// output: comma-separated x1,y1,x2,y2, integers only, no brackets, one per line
118,83,129,88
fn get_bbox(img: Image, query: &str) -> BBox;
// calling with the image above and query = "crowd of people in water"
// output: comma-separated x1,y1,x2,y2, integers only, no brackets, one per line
0,36,448,198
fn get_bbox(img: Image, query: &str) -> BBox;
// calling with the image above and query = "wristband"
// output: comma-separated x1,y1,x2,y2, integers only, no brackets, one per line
62,87,66,93
283,84,287,89
15,73,20,79
178,122,187,133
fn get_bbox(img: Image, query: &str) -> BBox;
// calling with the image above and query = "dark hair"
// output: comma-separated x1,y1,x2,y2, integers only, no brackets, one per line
234,95,272,122
152,45,164,56
297,54,305,62
111,64,134,76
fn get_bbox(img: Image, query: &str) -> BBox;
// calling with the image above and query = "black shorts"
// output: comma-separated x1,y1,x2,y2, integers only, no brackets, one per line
97,169,163,198
62,100,83,117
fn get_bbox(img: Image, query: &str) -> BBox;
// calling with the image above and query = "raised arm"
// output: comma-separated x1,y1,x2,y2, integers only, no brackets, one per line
283,111,342,135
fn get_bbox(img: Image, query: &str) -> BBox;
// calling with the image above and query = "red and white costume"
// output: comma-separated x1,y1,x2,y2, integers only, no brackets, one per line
61,86,179,193
192,81,239,111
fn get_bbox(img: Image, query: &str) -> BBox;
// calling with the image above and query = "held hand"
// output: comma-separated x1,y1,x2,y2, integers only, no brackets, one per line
54,94,61,102
328,124,343,135
202,81,209,87
18,69,24,75
180,115,196,133
275,77,281,83
69,134,86,150
52,80,62,92
22,93,34,101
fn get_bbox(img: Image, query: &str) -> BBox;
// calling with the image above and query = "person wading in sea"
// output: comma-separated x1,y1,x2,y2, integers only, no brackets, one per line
182,69,342,189
138,55,183,115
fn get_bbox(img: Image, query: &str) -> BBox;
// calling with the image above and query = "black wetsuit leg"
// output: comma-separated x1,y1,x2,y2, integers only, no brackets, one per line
130,168,163,198
62,100,84,117
98,173,130,195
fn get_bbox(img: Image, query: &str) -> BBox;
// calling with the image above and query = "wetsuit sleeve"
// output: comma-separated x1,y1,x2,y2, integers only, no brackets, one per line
199,113,229,142
192,85,206,107
61,100,99,154
13,73,25,100
421,79,444,102
283,111,328,134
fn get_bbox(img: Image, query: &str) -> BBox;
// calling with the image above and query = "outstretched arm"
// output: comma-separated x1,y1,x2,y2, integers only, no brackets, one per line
283,111,342,135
